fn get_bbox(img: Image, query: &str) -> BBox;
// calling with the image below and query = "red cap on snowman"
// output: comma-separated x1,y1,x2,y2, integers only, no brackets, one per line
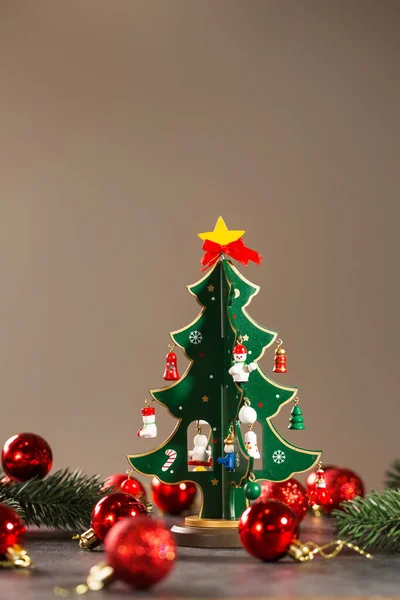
233,344,247,355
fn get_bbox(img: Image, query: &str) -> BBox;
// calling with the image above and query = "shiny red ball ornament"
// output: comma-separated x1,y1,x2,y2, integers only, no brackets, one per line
1,433,53,482
105,517,176,590
151,478,196,515
239,499,298,561
91,493,148,542
260,478,308,522
0,503,26,555
308,466,364,514
120,477,147,500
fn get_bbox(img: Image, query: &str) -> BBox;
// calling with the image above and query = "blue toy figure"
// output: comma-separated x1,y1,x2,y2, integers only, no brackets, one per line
217,429,235,472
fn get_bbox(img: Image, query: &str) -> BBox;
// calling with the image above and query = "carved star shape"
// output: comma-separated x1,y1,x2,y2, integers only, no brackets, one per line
198,216,245,245
211,478,219,486
202,395,209,403
242,334,249,342
207,284,215,292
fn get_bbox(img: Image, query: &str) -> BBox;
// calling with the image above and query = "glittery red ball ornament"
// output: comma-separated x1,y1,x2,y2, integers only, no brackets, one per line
0,503,26,554
239,499,298,561
259,478,307,522
151,478,196,515
120,477,147,501
91,493,148,542
105,517,176,590
308,467,364,514
1,433,53,482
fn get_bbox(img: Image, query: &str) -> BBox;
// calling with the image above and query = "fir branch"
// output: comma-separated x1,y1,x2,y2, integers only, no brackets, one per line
0,484,26,518
0,469,105,531
333,489,400,552
385,460,400,489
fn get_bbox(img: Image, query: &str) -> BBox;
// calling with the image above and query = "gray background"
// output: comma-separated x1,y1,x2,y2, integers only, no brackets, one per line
0,0,399,491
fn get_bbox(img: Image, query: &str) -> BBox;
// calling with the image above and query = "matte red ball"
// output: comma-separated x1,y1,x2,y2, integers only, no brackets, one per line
120,478,147,501
105,517,176,589
308,467,364,514
260,479,307,522
91,493,148,542
0,503,26,555
1,433,53,482
151,478,196,515
239,499,297,561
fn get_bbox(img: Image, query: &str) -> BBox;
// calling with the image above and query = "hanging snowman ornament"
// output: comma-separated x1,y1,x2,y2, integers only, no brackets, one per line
137,400,157,439
239,398,260,459
228,343,257,384
188,422,212,467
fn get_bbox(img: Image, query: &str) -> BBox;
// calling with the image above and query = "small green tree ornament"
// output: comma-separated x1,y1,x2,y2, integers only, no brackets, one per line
288,398,305,430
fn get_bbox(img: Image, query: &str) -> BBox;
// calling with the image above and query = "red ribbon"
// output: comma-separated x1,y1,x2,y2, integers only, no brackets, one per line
201,238,262,271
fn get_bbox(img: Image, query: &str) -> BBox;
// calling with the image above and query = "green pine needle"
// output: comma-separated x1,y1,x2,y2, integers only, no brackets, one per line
333,488,400,552
385,460,400,489
0,469,105,531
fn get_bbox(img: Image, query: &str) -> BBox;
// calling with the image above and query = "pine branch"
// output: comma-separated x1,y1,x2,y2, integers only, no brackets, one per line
333,489,400,552
0,469,105,531
0,484,26,518
385,460,400,489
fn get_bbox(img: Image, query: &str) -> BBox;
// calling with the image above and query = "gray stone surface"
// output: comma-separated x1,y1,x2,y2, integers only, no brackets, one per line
0,516,398,599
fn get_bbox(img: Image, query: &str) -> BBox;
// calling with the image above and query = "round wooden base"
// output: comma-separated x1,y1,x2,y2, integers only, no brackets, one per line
171,521,242,548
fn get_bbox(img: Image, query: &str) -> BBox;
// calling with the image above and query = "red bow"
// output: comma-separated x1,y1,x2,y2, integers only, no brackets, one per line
201,238,262,271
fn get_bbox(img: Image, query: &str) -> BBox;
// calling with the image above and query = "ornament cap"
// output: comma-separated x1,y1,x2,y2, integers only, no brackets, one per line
5,543,32,568
73,528,101,551
141,406,155,417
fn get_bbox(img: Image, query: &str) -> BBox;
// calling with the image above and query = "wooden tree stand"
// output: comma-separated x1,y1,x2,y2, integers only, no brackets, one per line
171,516,242,548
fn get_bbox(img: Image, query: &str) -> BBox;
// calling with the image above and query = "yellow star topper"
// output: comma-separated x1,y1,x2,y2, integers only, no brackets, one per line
198,216,245,246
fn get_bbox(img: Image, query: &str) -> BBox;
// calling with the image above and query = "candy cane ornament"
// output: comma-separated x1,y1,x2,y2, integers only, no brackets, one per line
162,449,177,472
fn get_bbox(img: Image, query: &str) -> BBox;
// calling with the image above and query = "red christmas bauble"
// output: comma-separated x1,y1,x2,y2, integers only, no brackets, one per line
1,433,53,482
120,478,147,501
105,517,176,589
239,499,297,561
91,493,148,542
101,474,128,492
0,503,26,554
151,478,196,515
259,478,307,522
307,467,364,514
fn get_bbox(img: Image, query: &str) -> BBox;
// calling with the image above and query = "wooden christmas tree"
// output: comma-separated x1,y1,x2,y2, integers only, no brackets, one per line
128,217,320,542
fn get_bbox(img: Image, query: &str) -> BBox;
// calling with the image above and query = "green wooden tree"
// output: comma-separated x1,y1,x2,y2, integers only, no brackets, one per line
127,218,321,521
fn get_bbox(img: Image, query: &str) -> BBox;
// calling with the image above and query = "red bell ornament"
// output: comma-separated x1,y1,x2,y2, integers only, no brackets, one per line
308,464,333,508
273,339,287,374
163,344,180,382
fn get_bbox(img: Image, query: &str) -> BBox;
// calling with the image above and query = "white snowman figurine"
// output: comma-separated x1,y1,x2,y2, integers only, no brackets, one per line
239,402,260,459
188,433,212,466
137,405,157,439
228,343,257,384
